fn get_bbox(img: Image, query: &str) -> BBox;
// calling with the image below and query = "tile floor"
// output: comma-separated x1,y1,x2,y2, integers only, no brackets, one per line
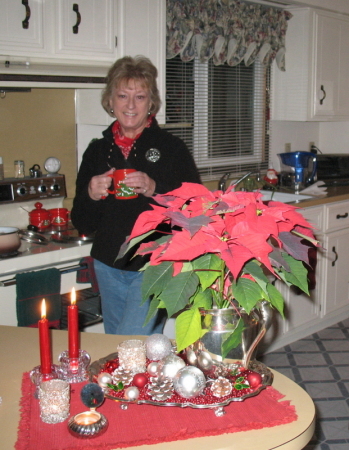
260,318,349,450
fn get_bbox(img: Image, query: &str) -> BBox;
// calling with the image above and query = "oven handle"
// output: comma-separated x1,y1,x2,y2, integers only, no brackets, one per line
0,261,88,287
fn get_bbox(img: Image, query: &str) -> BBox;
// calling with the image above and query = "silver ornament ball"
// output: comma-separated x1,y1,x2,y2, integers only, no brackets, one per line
157,354,186,380
145,334,172,360
147,361,159,376
97,372,112,388
124,386,140,401
174,366,206,399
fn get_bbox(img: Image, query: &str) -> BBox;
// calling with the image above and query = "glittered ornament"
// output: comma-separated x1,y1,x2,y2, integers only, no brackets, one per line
157,354,186,380
147,376,174,402
97,372,113,388
247,371,262,388
173,366,206,399
210,377,233,398
133,373,148,388
145,334,172,361
124,386,140,401
147,361,159,376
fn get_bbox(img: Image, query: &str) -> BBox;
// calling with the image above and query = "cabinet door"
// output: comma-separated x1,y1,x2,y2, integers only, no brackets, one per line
55,0,117,60
312,13,349,118
0,0,46,57
322,228,349,315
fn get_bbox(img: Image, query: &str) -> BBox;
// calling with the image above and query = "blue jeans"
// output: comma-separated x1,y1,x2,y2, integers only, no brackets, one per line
93,259,166,335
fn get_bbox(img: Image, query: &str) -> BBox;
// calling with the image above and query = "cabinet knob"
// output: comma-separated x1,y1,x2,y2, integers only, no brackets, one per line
22,0,31,30
72,4,81,34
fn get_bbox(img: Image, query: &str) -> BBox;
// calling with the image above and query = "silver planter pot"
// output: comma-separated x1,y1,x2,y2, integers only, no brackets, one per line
185,301,273,370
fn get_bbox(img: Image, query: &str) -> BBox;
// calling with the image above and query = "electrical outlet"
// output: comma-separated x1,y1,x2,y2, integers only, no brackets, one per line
309,142,315,152
285,143,291,152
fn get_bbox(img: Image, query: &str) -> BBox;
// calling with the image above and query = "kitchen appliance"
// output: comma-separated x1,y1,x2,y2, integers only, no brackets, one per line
278,151,317,192
316,153,349,185
0,174,101,332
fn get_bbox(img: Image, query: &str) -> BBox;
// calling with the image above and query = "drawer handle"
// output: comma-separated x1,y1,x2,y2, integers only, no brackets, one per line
336,212,348,219
332,246,338,267
72,3,81,34
320,85,326,105
22,0,31,29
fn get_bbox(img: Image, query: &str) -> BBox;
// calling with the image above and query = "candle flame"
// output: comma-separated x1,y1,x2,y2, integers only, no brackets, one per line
41,299,46,319
71,287,76,306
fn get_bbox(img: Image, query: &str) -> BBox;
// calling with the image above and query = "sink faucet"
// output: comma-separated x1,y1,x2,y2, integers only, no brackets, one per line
218,172,231,191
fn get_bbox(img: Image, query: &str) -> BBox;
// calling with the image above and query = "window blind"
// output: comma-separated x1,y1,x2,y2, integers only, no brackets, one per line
164,55,270,181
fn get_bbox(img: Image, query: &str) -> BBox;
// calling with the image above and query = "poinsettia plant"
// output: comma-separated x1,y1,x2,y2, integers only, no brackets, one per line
120,183,318,356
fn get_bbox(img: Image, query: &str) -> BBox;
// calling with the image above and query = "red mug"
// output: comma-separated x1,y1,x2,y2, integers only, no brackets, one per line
49,208,70,226
104,168,138,200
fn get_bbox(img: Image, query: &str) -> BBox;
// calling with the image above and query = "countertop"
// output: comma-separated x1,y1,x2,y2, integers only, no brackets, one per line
0,326,315,450
278,185,349,208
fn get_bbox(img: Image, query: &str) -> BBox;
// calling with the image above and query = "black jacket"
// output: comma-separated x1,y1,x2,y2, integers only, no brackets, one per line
71,118,201,270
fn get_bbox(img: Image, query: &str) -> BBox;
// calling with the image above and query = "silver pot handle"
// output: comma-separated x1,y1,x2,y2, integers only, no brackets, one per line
242,301,273,369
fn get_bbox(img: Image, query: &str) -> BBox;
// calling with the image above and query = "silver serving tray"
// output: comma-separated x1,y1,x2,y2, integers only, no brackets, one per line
89,352,274,410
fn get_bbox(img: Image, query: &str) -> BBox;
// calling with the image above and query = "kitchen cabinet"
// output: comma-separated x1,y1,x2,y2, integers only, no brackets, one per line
0,0,117,67
272,7,349,121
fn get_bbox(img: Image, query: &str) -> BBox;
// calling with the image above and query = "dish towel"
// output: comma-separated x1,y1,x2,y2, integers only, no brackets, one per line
16,268,61,328
76,256,99,294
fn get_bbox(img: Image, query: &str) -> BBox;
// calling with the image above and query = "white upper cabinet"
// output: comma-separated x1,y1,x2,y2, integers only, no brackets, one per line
272,8,349,121
0,0,117,67
54,1,117,61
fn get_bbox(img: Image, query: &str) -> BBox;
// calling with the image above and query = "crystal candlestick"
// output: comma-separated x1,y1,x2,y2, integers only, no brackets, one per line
58,349,91,383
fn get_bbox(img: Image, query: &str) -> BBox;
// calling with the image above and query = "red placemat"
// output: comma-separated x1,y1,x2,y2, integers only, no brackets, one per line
16,372,297,450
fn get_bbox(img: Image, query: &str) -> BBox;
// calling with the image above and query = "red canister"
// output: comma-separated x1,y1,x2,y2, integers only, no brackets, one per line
29,202,51,230
49,208,70,226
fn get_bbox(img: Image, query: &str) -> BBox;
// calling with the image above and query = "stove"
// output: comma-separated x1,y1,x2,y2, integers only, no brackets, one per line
0,175,96,329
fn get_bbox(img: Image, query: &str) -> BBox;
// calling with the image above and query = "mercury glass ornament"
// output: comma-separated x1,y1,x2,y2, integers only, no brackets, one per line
157,354,186,380
97,372,112,388
173,366,206,399
145,334,172,360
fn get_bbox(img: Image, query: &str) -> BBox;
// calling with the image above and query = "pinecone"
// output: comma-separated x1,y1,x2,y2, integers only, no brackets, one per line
211,376,233,398
147,376,174,402
111,367,133,386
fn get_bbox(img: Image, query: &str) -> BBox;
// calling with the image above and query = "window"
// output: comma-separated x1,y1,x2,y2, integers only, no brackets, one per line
165,56,270,180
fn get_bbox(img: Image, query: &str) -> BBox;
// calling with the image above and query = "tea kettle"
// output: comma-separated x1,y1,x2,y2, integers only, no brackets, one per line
278,151,317,192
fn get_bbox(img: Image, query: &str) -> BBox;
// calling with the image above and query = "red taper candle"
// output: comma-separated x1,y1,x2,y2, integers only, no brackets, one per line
68,287,79,358
39,299,52,374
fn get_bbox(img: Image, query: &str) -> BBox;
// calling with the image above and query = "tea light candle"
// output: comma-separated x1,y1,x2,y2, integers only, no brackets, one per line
75,411,101,425
117,339,146,374
68,288,79,359
39,299,52,374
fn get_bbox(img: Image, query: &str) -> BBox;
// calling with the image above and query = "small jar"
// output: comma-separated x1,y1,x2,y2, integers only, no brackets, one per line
14,160,25,178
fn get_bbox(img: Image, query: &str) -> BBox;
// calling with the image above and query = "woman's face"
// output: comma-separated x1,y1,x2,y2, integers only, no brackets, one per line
109,79,151,139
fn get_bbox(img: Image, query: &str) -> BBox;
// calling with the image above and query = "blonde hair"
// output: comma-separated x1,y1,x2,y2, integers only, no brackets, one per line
101,55,161,117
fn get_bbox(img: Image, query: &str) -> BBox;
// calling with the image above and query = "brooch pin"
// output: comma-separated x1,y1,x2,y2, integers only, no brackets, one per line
145,148,161,162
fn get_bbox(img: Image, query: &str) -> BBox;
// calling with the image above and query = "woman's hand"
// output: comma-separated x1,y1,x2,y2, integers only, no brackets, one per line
123,171,156,197
88,168,114,201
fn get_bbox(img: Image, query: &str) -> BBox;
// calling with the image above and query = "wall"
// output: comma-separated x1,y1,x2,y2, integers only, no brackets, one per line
0,89,76,209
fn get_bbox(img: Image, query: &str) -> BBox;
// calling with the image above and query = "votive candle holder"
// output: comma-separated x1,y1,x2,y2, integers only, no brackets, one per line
38,379,70,424
117,339,146,374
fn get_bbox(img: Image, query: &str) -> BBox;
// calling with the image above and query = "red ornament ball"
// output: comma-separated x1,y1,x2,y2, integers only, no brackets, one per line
247,372,262,388
133,373,148,388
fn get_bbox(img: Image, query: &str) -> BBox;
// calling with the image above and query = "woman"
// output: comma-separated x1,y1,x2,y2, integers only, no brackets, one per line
71,55,201,335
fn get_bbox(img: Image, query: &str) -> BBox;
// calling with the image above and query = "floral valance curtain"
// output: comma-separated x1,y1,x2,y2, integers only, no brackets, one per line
166,0,292,70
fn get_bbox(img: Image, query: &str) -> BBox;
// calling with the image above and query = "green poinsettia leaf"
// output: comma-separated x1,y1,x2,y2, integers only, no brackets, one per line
281,253,309,294
266,282,285,317
191,288,213,310
142,261,174,302
243,260,269,283
233,278,263,314
175,308,203,352
143,296,161,325
221,318,245,360
117,230,156,260
192,253,222,290
159,271,200,317
268,248,290,271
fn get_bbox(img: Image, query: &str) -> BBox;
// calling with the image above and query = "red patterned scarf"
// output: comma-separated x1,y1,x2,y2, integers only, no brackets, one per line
112,116,153,159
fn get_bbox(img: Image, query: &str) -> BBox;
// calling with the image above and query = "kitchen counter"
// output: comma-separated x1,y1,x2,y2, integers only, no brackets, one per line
287,185,349,208
0,325,315,450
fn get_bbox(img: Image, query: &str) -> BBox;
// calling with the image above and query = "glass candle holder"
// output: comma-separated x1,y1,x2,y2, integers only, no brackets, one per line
58,349,91,384
38,379,70,424
117,339,146,374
